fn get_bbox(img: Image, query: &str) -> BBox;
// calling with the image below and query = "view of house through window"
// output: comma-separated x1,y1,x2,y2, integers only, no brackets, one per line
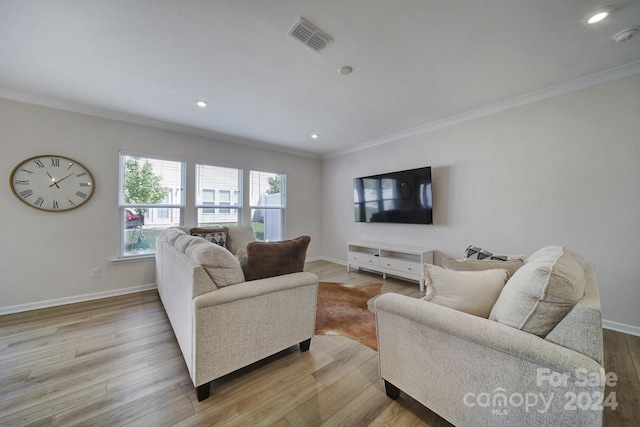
196,164,241,227
118,156,285,257
250,170,285,241
119,152,185,258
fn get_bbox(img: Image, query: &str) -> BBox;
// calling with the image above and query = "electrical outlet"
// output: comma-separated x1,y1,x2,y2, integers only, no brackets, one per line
91,268,100,279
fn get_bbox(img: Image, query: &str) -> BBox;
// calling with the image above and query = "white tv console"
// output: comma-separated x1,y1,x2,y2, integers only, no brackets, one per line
347,241,434,292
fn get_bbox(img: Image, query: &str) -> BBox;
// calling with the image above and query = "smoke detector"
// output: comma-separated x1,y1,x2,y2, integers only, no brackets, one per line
288,18,333,52
613,27,639,43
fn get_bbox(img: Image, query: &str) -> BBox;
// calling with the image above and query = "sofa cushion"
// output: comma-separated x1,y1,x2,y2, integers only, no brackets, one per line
465,245,525,261
422,264,509,318
236,247,248,276
190,227,229,248
160,227,187,244
227,225,257,255
189,242,245,288
175,235,209,253
442,257,524,277
489,246,586,337
245,236,310,281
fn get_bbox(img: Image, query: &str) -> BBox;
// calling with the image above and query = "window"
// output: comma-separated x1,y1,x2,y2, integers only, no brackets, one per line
119,152,185,258
202,189,215,214
219,190,231,214
196,164,241,227
250,170,285,241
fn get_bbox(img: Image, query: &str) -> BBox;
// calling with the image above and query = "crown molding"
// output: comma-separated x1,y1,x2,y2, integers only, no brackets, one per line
324,61,640,158
3,60,639,161
0,89,322,159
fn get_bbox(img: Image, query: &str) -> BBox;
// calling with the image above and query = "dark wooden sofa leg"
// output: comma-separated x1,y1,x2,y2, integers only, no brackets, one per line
384,380,400,400
196,381,212,402
299,338,311,352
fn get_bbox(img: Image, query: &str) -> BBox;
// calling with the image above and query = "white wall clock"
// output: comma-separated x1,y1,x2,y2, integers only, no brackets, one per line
10,155,95,211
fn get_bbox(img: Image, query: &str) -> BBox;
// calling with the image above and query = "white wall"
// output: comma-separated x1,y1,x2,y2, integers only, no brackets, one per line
0,98,322,311
322,74,640,328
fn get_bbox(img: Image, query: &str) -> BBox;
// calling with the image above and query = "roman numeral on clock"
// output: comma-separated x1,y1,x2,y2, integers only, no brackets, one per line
34,197,45,207
51,157,60,167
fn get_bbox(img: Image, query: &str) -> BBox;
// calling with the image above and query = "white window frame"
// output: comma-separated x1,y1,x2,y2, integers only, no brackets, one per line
249,170,286,241
195,163,242,227
118,150,186,258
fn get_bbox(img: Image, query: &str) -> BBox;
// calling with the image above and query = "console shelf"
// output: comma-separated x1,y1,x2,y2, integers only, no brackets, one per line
347,241,434,292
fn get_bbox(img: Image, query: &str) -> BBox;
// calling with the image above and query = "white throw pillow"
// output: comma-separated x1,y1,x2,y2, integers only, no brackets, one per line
422,264,509,318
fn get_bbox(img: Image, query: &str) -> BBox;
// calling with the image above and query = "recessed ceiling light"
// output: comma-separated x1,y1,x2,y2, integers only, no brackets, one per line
586,6,612,24
311,133,319,139
338,66,353,75
196,99,208,108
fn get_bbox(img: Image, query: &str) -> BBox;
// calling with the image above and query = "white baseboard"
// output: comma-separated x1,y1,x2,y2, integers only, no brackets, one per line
6,274,637,339
306,255,346,266
0,284,157,316
602,319,640,337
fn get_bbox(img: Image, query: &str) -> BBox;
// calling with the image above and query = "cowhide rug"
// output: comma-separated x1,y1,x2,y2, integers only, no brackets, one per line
315,281,383,351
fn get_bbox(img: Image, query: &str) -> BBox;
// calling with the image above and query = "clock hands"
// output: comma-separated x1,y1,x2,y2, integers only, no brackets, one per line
49,172,74,188
47,172,60,188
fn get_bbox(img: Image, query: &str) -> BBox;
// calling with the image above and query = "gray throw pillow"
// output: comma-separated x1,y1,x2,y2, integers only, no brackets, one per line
489,246,586,337
442,257,524,278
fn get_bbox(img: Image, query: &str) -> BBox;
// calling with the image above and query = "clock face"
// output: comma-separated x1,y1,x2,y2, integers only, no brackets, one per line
10,155,95,212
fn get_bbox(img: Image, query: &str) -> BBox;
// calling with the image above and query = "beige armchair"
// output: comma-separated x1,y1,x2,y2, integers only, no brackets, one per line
375,246,605,426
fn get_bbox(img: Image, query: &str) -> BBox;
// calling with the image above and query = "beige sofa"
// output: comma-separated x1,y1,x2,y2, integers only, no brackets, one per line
155,226,318,401
375,246,605,426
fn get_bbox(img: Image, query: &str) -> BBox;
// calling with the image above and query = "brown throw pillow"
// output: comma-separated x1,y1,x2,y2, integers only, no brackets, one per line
245,236,310,280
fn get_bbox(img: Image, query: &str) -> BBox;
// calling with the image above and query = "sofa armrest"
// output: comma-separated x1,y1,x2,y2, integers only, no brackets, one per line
375,292,604,426
374,292,601,374
190,271,318,386
193,272,318,309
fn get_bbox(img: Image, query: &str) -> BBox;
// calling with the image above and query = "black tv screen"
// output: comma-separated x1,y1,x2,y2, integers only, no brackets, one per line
353,166,432,224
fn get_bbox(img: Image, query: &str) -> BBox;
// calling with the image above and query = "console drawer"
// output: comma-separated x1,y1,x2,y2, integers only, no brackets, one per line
382,259,421,276
349,252,380,267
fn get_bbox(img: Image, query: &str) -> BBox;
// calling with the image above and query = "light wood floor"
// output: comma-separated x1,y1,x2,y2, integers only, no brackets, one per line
1,260,638,426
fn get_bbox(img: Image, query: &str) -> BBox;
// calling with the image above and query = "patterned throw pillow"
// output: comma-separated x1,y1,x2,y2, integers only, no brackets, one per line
200,232,227,247
190,227,229,248
465,245,525,261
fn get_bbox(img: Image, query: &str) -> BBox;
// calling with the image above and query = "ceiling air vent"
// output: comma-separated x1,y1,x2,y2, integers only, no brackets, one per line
288,18,333,52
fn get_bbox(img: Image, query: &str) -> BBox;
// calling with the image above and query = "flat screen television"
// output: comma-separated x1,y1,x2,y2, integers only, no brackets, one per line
353,166,432,224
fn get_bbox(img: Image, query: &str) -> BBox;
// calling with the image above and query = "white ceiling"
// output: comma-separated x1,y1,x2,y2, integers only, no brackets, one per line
1,0,640,158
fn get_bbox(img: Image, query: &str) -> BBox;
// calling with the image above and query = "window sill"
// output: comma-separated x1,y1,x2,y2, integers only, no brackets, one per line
111,255,155,264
